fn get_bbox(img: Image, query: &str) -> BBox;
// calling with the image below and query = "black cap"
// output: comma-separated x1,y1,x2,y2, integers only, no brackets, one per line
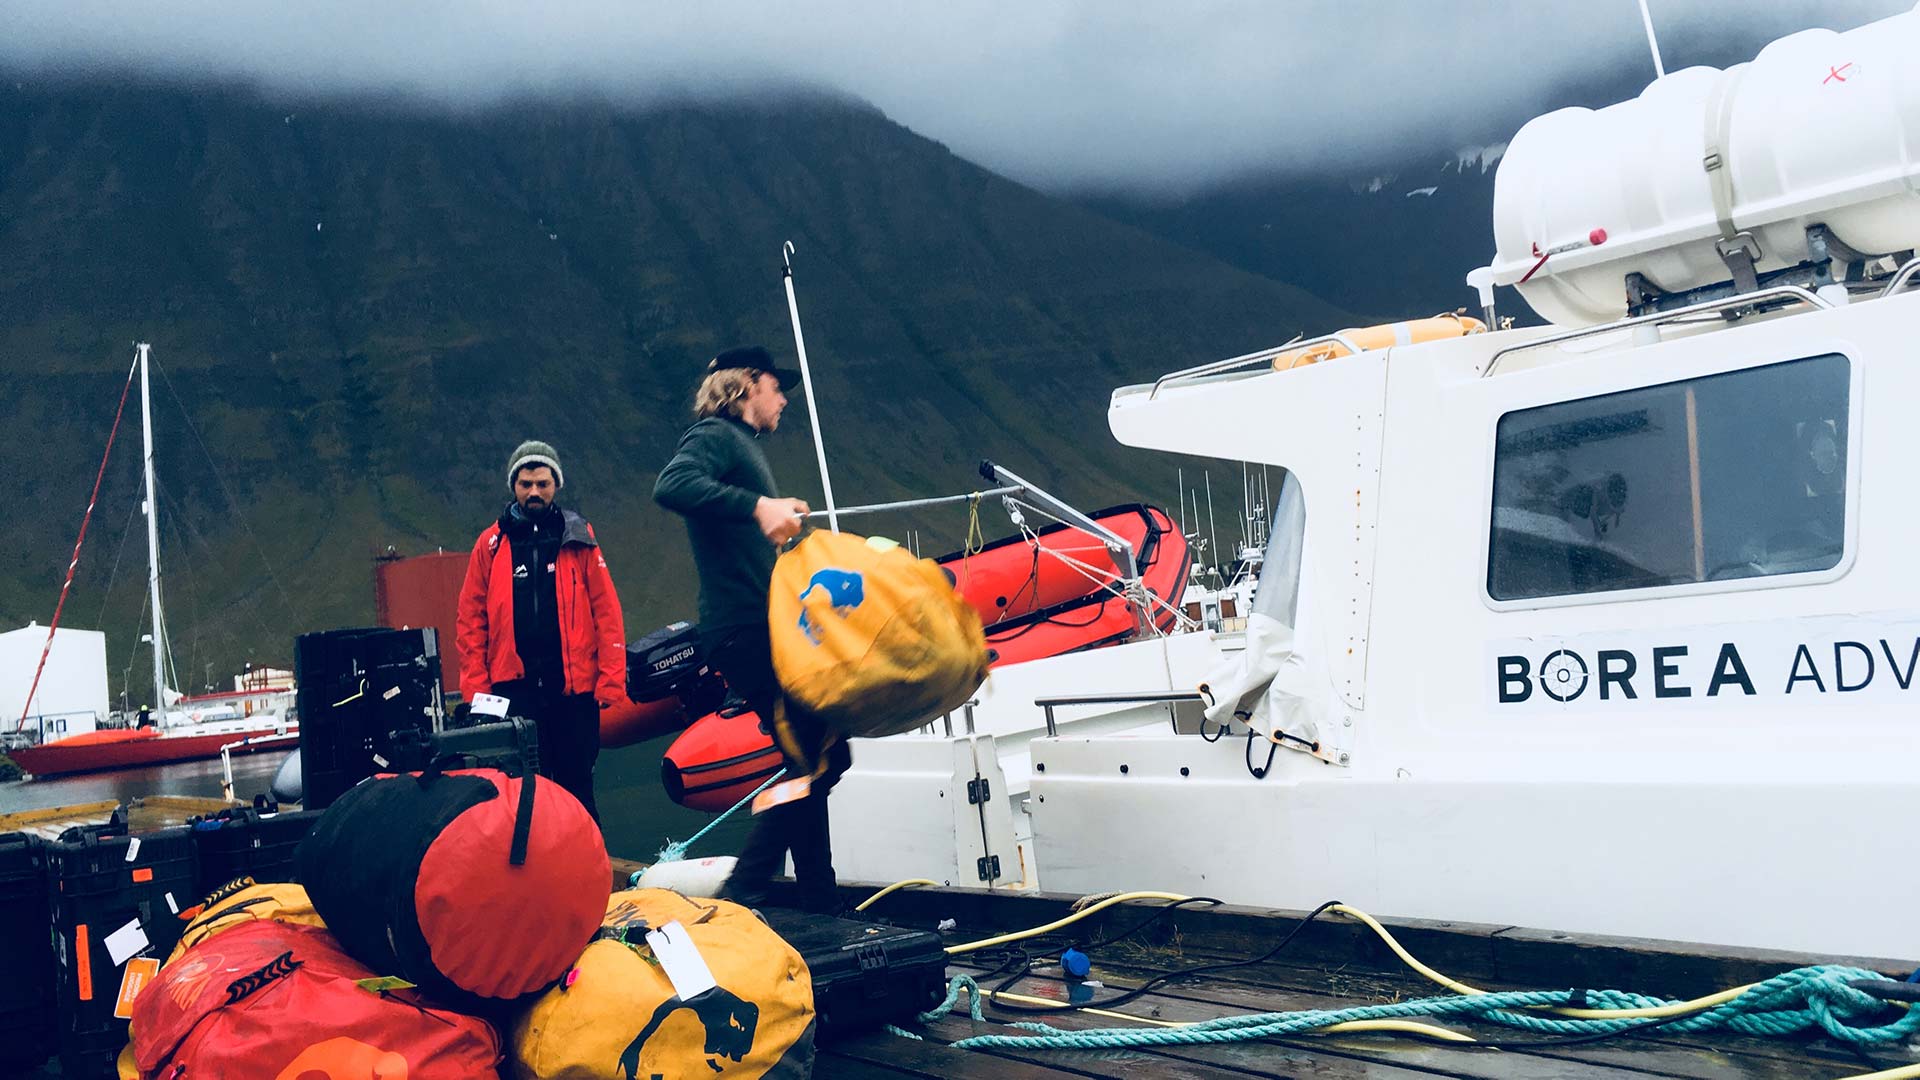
708,345,800,392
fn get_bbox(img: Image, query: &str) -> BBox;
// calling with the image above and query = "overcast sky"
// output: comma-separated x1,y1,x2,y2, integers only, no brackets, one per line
3,1,1910,197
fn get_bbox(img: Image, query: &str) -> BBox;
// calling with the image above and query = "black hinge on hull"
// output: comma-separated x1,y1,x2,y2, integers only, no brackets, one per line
976,855,1001,882
966,777,991,804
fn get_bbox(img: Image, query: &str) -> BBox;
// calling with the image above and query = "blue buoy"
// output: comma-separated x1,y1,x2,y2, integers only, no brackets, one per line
1061,947,1092,980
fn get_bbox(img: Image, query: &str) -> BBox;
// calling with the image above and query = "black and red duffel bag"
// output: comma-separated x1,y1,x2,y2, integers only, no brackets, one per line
296,763,610,1012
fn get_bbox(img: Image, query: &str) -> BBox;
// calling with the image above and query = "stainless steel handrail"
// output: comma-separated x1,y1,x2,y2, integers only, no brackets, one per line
1036,691,1205,737
1149,332,1364,399
1479,284,1831,378
1880,257,1920,299
933,700,981,738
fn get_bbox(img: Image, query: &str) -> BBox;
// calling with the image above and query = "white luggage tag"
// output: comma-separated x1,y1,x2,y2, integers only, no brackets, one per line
644,920,718,1000
104,918,150,966
471,692,511,718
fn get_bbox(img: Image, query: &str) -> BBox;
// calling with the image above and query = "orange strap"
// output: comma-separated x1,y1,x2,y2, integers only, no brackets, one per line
75,924,93,1001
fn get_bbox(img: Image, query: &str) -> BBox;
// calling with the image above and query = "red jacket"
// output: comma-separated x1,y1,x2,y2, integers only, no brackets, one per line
456,509,626,707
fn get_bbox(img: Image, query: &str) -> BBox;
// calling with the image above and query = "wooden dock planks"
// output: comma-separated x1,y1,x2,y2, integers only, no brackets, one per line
806,884,1918,1080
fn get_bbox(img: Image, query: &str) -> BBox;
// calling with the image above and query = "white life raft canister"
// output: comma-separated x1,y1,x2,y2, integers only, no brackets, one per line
1491,3,1920,327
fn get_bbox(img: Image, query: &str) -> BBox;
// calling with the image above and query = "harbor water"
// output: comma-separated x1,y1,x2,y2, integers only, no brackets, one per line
0,736,748,866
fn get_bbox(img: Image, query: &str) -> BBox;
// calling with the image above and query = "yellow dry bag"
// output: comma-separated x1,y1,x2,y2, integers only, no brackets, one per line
768,530,990,738
512,889,814,1080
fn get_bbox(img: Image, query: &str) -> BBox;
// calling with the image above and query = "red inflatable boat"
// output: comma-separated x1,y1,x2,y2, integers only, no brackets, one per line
660,505,1189,811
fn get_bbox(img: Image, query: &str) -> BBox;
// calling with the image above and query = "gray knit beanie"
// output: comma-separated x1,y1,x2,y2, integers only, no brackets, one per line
506,440,564,490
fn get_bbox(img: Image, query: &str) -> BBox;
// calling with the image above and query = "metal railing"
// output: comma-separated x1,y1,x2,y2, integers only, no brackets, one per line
924,700,980,738
1036,691,1205,737
1480,284,1831,378
1148,332,1364,400
218,731,296,803
1880,257,1920,299
802,486,1024,522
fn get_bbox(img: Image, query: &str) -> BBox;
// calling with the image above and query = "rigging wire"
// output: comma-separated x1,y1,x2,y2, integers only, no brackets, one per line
157,485,200,696
120,587,152,710
91,501,142,638
16,354,138,730
151,354,299,619
155,478,284,667
1007,517,1196,634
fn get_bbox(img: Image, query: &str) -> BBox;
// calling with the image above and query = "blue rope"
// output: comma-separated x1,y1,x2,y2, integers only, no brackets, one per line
650,769,787,869
933,965,1920,1051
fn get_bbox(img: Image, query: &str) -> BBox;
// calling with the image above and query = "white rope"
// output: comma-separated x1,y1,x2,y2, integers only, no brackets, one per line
1011,519,1199,635
1011,512,1199,634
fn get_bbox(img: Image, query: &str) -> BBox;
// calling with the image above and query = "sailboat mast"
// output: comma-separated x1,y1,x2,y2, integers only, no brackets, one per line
138,343,166,717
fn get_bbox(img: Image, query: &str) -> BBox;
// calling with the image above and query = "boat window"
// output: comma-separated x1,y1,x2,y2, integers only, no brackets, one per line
1488,353,1848,602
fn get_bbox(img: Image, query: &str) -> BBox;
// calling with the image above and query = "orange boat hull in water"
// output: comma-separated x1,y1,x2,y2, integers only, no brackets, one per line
10,724,299,779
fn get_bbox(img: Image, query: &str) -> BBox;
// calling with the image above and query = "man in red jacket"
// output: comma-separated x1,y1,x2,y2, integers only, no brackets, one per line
456,440,626,818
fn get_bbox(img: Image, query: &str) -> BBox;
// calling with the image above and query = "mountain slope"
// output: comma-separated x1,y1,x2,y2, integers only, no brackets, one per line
1084,157,1503,324
0,81,1352,691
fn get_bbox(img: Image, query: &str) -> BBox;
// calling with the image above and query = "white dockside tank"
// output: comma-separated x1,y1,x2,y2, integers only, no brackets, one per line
1490,3,1920,327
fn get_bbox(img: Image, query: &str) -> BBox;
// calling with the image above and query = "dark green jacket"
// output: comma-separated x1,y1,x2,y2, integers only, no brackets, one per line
653,415,779,631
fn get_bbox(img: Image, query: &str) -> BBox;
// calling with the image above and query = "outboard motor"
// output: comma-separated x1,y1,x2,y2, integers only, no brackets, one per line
626,620,725,716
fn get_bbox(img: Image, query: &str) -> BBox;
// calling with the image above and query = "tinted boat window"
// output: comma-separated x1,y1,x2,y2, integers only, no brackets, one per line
1488,354,1848,601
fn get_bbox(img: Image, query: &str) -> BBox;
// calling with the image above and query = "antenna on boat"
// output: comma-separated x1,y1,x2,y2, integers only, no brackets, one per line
1205,472,1220,575
781,242,841,531
1177,467,1186,537
1241,460,1253,550
137,343,168,719
1636,0,1667,78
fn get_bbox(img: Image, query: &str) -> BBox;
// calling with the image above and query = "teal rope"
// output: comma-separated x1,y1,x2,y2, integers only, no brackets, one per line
652,768,788,866
884,975,984,1041
924,975,986,1024
941,965,1920,1051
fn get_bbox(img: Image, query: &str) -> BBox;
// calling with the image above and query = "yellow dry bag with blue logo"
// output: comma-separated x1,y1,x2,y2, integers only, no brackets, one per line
769,530,990,739
511,889,815,1080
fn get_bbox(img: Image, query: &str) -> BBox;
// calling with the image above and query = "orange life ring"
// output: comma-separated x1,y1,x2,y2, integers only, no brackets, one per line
1273,314,1486,370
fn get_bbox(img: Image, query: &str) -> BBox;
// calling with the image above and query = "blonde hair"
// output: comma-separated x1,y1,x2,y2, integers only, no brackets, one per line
694,368,757,419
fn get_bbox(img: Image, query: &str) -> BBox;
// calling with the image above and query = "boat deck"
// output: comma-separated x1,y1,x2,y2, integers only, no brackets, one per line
802,886,1920,1080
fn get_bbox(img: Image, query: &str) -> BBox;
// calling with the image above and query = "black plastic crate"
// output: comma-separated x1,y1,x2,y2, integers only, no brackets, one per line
761,910,949,1040
295,626,442,809
47,826,198,1079
0,832,56,1073
191,807,323,895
